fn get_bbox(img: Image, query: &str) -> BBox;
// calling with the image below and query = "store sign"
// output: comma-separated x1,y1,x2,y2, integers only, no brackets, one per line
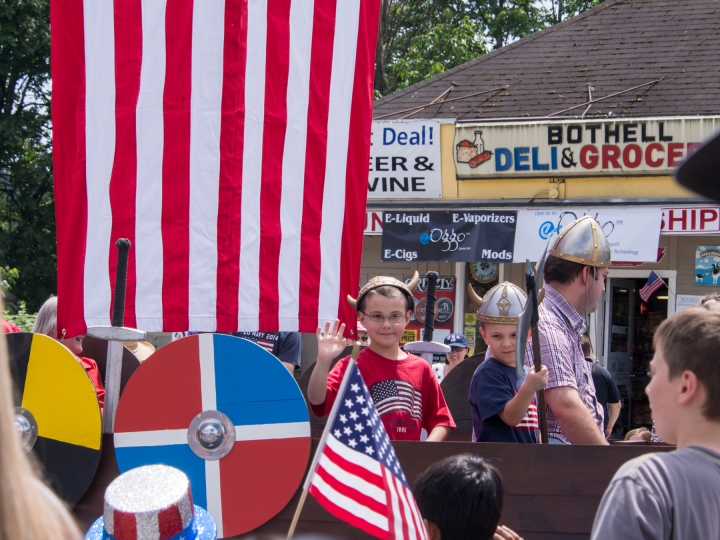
661,207,720,234
364,211,383,235
454,117,720,178
381,211,517,262
369,120,443,198
676,294,704,311
695,246,720,286
404,274,455,344
513,207,661,263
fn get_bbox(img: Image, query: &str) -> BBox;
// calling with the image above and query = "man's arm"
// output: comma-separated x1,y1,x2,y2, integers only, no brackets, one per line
281,362,296,373
545,386,608,445
605,402,621,438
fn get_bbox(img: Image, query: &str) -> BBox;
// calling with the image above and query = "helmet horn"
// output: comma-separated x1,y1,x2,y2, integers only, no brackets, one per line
346,294,357,308
406,271,420,291
467,283,483,307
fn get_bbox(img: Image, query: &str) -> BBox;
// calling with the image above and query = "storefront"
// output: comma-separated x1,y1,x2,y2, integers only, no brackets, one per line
364,117,720,436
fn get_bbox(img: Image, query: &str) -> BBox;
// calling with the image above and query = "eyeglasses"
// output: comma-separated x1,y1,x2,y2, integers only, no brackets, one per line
359,335,369,342
449,346,466,353
361,312,406,324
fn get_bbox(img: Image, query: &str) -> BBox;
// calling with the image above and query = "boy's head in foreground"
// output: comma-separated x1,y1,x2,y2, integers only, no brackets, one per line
350,274,418,353
648,306,720,445
414,454,503,540
472,282,527,366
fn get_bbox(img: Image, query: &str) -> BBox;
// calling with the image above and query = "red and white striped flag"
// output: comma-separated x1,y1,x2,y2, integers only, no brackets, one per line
51,0,380,337
305,359,428,539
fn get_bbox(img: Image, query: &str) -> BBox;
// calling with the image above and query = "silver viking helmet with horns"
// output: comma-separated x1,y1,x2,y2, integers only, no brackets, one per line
347,271,420,311
549,215,611,268
467,281,527,324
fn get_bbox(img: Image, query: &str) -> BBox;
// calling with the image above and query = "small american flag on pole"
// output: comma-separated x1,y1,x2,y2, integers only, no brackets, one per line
304,359,427,539
639,271,667,302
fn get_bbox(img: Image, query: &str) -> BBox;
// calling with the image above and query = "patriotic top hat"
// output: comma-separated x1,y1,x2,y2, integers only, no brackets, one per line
85,465,216,540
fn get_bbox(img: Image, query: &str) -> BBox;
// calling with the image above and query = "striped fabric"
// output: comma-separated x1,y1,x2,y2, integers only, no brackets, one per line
51,0,380,336
306,360,428,539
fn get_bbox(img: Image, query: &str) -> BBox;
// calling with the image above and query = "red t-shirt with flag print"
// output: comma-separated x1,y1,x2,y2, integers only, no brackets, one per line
311,348,455,441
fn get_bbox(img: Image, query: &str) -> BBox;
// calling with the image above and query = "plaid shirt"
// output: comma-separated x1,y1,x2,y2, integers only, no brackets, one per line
485,283,604,444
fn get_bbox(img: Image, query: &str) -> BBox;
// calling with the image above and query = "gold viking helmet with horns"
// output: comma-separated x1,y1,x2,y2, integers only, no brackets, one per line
549,215,611,268
467,281,527,324
347,271,420,311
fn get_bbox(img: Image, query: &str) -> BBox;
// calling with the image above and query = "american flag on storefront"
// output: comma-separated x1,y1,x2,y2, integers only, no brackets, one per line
305,359,427,540
640,271,667,302
51,0,380,337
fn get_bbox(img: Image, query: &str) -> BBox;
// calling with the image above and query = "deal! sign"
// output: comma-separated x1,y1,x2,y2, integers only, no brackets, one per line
454,116,720,178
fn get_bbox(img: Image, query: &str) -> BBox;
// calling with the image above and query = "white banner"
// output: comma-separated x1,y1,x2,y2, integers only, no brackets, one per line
514,207,662,263
454,116,720,178
369,120,443,198
661,207,720,234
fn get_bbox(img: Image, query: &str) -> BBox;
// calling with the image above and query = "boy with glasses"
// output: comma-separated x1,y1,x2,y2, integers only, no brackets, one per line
307,274,455,441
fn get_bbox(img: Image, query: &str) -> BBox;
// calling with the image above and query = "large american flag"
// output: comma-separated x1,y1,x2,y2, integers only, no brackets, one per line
51,0,380,337
639,271,667,302
306,359,427,540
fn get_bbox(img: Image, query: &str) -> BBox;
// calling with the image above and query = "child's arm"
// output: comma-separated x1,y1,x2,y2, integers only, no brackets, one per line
426,426,451,441
498,365,548,427
307,320,347,406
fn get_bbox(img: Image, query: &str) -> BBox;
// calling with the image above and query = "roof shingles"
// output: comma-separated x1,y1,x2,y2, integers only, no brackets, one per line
373,0,720,120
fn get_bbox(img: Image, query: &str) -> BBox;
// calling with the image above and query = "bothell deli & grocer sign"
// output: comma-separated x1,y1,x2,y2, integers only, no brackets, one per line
454,117,720,178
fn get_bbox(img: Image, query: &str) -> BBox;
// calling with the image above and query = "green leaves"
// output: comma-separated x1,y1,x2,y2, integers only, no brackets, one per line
0,0,54,313
375,0,606,97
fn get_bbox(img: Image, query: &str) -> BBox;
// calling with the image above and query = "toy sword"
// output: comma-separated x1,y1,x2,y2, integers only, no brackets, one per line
516,240,551,443
403,271,450,365
87,238,145,433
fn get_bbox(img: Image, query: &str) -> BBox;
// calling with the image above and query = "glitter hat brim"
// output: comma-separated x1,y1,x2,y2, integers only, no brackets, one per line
85,505,217,540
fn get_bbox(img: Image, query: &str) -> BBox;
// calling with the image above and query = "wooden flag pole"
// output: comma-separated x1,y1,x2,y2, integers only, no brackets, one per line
286,488,309,540
287,344,360,539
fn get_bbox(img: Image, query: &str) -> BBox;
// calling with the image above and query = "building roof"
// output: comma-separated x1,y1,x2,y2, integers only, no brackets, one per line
373,0,720,121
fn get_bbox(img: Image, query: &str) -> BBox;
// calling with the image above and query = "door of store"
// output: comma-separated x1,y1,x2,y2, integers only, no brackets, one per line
603,275,670,436
606,279,635,436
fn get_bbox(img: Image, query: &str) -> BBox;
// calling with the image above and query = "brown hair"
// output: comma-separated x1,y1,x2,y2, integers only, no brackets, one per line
357,285,412,313
653,306,720,420
543,255,586,285
0,296,81,540
580,335,593,358
624,427,652,441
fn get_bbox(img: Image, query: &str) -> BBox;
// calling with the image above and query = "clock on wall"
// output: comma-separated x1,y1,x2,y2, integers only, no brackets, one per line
469,261,499,283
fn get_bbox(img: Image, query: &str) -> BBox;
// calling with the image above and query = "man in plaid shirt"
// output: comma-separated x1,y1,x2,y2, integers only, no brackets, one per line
534,216,611,444
487,217,611,444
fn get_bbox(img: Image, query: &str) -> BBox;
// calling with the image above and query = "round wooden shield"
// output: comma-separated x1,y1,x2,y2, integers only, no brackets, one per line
6,333,102,506
114,334,311,538
440,354,483,441
81,334,140,396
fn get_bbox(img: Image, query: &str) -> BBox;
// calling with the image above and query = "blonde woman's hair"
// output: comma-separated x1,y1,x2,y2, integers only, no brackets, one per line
32,296,58,338
0,294,81,540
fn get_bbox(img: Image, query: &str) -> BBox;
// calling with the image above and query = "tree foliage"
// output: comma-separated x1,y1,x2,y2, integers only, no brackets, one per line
375,0,606,96
0,0,55,312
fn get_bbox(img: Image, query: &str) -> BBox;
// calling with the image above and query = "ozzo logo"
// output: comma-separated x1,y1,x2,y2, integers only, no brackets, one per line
419,228,470,252
538,212,615,240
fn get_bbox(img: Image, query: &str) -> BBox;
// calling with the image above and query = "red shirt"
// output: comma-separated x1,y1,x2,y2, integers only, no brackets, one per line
311,348,455,440
77,356,105,412
1,320,21,333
